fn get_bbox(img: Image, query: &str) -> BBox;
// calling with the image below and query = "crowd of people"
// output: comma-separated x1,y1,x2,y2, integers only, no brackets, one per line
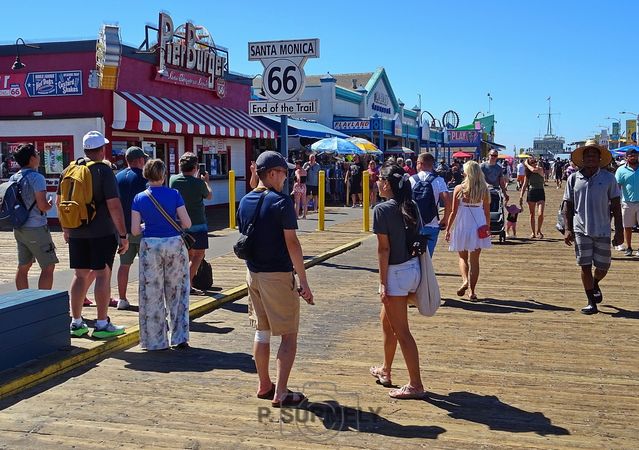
8,132,212,349
4,130,637,406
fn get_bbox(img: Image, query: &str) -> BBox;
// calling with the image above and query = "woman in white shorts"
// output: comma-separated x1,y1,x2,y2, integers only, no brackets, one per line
370,162,426,400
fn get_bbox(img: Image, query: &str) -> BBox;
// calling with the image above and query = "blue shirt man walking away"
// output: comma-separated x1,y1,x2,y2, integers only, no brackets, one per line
115,146,148,310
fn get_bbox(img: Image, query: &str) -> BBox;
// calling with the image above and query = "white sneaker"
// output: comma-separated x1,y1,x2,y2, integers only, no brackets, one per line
116,298,130,310
615,245,626,251
635,250,639,257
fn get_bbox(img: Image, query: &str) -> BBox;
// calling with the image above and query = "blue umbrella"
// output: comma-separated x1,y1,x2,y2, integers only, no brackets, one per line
310,137,365,155
614,144,639,153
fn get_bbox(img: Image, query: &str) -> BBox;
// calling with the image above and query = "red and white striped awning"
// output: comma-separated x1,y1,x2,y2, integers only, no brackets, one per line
112,91,275,139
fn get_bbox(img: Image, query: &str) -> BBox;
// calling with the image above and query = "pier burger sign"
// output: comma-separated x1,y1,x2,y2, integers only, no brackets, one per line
156,12,228,97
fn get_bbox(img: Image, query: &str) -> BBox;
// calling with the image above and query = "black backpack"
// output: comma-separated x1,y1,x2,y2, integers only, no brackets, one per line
192,258,213,291
411,173,439,224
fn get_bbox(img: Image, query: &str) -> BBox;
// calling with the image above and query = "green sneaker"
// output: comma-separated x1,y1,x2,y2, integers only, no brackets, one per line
70,320,89,338
92,317,125,339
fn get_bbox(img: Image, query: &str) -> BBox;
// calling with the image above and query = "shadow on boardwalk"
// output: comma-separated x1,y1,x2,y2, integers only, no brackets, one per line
289,400,446,440
318,261,379,274
443,298,574,314
599,305,639,320
114,347,256,374
425,391,570,436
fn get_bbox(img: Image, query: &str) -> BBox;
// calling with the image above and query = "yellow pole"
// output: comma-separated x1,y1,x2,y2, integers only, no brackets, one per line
317,170,325,231
362,170,370,232
228,170,236,229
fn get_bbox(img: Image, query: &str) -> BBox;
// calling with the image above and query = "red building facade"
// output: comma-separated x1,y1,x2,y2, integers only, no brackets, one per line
0,14,275,214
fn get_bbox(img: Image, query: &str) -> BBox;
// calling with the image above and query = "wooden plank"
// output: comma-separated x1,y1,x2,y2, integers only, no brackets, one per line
0,186,637,448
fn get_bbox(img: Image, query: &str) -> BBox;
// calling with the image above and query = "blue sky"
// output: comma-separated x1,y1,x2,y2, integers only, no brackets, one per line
2,0,637,154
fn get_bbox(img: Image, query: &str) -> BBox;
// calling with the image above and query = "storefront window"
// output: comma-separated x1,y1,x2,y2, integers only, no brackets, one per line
253,138,276,154
197,143,230,178
112,140,142,171
1,139,73,180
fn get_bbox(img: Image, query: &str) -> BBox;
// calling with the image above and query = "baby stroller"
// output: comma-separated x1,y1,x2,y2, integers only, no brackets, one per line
489,188,506,243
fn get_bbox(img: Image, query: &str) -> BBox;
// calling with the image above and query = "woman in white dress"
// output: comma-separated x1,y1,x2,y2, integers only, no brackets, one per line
445,161,491,301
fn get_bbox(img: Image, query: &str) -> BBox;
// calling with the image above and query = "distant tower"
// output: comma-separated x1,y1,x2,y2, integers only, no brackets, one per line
546,97,553,136
532,97,564,156
538,97,559,137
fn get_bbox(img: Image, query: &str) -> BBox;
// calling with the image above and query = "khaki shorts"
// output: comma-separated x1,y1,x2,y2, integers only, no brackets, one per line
246,270,300,336
14,226,59,268
621,202,639,228
119,233,142,265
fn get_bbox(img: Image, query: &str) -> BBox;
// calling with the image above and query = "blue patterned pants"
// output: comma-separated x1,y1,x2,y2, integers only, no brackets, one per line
138,236,190,350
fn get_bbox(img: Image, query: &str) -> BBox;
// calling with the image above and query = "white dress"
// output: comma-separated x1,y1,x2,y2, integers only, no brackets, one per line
449,200,492,252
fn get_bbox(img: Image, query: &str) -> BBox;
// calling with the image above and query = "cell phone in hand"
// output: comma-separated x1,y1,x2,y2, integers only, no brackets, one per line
198,163,206,174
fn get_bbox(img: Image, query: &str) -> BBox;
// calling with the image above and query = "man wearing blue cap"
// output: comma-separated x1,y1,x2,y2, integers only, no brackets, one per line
115,146,148,310
237,151,314,408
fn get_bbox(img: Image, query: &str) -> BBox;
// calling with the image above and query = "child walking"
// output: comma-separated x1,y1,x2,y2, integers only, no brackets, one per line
506,202,523,237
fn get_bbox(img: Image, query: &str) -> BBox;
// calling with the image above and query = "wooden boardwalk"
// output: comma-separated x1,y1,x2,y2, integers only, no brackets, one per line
0,186,637,448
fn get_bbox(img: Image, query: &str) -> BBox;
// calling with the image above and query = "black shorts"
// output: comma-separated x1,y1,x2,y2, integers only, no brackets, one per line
306,185,318,196
190,231,209,250
348,180,362,195
527,188,546,203
69,235,118,270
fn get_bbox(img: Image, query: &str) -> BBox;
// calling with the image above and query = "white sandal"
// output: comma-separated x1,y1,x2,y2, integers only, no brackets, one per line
388,384,426,400
369,365,392,387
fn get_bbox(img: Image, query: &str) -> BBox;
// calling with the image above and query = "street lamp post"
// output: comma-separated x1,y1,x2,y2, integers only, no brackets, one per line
620,111,639,146
418,110,437,153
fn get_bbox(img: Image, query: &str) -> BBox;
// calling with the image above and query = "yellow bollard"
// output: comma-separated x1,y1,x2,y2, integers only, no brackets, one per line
228,170,236,229
317,170,325,231
362,170,370,232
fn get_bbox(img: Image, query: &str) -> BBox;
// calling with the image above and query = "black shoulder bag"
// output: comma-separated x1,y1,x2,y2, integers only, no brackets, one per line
234,191,267,260
398,199,428,257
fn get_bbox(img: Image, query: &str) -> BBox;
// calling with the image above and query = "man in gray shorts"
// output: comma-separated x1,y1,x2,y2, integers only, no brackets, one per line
115,146,148,309
563,139,623,315
10,144,58,289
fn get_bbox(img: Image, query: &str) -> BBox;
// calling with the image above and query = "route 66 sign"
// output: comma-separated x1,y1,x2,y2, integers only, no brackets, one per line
248,39,319,102
215,78,226,98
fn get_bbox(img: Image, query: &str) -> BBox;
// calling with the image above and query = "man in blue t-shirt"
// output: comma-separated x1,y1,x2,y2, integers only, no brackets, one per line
10,143,58,290
615,148,639,256
237,151,314,408
115,146,148,310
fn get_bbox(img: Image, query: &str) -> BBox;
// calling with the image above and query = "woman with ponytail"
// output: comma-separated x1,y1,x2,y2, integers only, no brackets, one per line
446,160,492,301
370,162,426,400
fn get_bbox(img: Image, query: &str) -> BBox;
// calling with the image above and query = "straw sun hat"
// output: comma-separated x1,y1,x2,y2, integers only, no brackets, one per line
570,139,613,168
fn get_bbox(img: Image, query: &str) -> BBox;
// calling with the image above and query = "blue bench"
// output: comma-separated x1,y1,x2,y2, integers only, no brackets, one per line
0,289,70,372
